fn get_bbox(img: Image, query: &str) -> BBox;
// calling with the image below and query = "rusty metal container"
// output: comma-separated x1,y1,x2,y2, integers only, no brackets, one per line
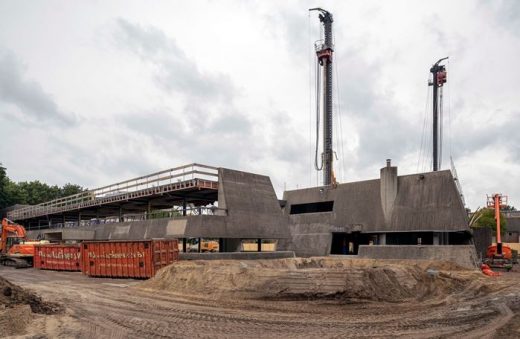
81,239,179,278
34,244,82,271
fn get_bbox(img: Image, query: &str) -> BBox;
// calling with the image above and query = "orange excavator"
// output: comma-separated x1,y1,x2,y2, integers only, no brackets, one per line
0,218,47,268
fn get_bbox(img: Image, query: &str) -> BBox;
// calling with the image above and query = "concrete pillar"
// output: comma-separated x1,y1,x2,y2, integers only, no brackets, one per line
182,238,187,253
119,207,123,222
433,233,440,245
380,159,398,226
257,238,262,252
183,199,187,216
379,233,386,245
78,212,81,227
147,201,151,220
197,237,201,253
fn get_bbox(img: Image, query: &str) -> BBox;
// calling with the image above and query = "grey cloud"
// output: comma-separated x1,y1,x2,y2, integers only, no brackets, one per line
210,113,252,136
119,107,255,171
114,18,258,171
334,48,416,171
481,0,520,37
0,49,77,125
264,7,308,63
123,109,188,142
114,18,235,101
450,109,520,159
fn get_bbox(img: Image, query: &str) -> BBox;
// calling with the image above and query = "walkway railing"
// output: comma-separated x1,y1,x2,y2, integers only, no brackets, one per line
27,206,226,230
8,163,219,221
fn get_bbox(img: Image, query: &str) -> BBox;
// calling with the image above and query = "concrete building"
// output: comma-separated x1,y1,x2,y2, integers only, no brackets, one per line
280,160,472,258
21,166,290,253
503,212,520,243
13,161,477,265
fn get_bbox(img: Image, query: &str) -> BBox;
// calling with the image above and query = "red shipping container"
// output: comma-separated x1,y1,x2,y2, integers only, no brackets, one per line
81,239,179,279
34,244,82,271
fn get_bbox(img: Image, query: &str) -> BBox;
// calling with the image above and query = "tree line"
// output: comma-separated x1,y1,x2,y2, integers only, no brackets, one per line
0,163,85,209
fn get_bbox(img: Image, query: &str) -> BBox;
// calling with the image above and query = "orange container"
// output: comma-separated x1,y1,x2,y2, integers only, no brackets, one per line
34,244,82,271
81,239,179,278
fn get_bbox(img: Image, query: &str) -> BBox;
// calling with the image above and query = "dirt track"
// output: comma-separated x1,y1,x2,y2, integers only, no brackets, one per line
1,261,520,338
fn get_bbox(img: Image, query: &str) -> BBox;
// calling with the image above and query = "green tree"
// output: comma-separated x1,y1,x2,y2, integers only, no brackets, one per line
472,208,507,236
0,163,12,209
60,183,84,197
0,163,85,207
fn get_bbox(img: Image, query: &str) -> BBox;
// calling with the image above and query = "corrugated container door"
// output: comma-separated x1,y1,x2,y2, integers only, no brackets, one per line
82,243,89,275
143,241,152,278
151,239,179,276
33,246,42,269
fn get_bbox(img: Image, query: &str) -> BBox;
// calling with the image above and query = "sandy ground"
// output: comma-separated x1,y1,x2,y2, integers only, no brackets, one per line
1,257,520,338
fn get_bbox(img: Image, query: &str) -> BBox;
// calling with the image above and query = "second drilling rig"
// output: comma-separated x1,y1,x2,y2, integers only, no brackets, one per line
310,8,336,186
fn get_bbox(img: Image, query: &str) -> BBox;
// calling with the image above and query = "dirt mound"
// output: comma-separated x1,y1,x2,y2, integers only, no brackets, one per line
140,257,482,303
0,276,62,314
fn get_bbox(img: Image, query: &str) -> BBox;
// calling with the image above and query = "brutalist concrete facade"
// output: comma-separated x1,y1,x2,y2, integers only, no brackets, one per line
25,163,474,261
27,168,290,252
280,161,471,257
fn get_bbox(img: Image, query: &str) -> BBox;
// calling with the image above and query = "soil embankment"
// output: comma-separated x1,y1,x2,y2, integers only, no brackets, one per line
141,257,485,302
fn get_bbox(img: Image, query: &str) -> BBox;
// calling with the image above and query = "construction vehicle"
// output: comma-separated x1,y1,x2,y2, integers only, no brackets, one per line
484,194,513,271
200,240,219,252
0,218,47,268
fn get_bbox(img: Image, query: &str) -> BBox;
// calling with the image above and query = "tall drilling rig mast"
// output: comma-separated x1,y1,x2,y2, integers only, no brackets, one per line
428,57,448,171
310,8,334,186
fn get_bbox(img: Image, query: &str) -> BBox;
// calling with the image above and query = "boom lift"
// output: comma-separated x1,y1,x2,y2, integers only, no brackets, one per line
0,218,46,268
484,194,513,271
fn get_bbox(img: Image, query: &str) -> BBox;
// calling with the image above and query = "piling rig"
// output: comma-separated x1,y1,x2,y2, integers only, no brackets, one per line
428,57,448,171
310,8,336,186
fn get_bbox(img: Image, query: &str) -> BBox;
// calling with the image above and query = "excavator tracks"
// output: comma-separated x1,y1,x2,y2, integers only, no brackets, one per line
0,255,32,269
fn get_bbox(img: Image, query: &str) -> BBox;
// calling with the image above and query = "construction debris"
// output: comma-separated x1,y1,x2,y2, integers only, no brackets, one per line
0,276,62,337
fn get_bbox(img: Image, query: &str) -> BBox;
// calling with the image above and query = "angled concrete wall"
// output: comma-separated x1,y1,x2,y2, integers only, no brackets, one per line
281,168,471,257
217,168,289,239
283,170,468,234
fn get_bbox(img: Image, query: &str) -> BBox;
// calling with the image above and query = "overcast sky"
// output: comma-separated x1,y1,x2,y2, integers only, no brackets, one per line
0,0,518,210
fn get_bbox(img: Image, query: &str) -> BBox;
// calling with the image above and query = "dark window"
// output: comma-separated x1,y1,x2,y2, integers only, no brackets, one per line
330,232,371,255
290,201,334,214
386,232,434,245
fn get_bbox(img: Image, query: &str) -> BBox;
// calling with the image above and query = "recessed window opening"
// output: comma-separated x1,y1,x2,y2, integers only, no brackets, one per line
290,201,334,214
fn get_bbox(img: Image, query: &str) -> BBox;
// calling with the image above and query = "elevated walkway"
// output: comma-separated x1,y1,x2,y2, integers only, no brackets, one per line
9,164,219,227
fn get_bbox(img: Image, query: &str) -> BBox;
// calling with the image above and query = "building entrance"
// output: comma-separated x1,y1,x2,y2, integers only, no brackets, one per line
330,232,371,255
